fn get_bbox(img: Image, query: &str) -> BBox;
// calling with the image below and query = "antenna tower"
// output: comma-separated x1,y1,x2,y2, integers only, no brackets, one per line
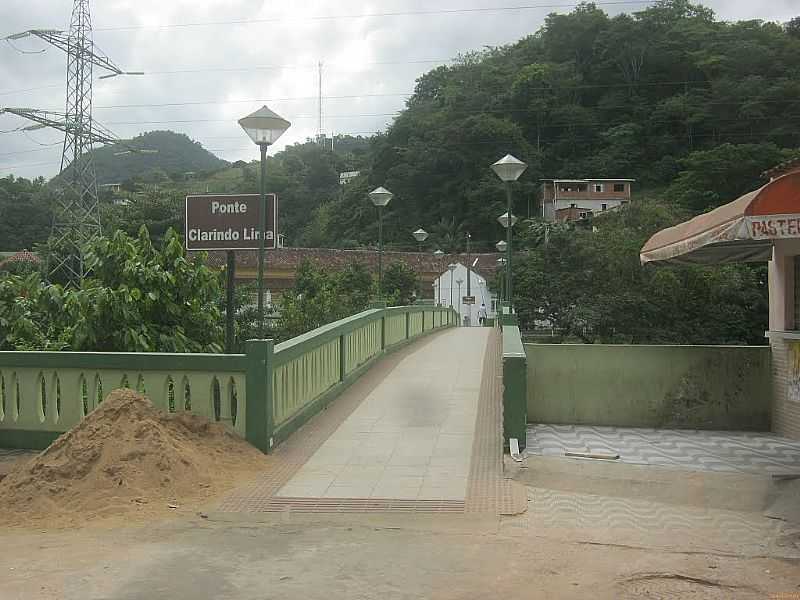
317,61,324,144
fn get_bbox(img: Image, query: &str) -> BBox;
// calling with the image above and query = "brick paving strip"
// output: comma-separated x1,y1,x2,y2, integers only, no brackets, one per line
216,327,527,515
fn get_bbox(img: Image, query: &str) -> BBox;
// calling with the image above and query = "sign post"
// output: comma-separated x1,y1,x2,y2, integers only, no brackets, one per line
185,194,278,352
225,251,235,352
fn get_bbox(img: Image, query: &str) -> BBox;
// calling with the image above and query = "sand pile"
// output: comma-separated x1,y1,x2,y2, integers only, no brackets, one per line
0,389,267,527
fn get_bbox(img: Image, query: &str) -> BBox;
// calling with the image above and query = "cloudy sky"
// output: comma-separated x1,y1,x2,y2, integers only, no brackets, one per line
0,0,796,179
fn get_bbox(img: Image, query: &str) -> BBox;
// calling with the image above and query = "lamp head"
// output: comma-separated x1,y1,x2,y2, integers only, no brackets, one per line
238,105,291,146
491,154,527,182
412,228,429,243
369,186,393,207
496,240,508,252
497,212,518,229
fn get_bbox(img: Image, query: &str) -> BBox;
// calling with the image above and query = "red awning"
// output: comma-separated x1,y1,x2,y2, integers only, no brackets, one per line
640,171,800,265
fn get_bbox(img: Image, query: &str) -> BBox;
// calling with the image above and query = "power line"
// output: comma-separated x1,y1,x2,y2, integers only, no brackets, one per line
5,74,797,113
92,2,654,32
2,126,796,175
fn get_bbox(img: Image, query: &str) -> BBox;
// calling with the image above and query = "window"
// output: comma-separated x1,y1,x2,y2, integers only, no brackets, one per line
601,204,607,211
614,183,626,193
570,203,577,208
594,183,604,193
559,183,588,193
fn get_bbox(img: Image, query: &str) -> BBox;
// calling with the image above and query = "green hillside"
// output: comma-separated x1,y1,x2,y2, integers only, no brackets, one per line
90,130,228,184
302,0,800,250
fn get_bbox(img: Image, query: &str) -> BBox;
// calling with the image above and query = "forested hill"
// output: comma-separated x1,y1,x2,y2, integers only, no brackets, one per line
302,0,800,250
89,131,227,184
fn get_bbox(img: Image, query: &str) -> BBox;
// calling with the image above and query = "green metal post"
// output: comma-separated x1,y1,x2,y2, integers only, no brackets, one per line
505,180,513,304
502,326,527,451
245,339,274,453
258,142,268,338
339,333,347,381
225,250,236,353
378,205,384,301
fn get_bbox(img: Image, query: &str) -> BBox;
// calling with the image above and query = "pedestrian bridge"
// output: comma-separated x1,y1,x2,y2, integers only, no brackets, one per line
0,305,528,513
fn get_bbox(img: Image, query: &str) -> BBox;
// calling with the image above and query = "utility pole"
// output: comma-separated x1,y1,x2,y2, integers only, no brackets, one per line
465,232,472,326
2,0,141,283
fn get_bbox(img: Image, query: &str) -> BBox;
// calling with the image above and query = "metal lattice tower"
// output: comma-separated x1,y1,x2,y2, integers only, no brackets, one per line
2,0,141,283
57,0,100,281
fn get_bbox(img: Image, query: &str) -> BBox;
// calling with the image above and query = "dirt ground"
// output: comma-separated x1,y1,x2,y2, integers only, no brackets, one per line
0,390,270,529
1,455,798,600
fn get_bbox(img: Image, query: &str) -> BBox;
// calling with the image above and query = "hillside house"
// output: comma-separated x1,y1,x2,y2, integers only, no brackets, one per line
541,178,635,222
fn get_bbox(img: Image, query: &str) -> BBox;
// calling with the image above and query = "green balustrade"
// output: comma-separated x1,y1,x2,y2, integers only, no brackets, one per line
409,312,424,337
0,353,248,449
344,320,383,374
384,312,407,347
0,305,458,451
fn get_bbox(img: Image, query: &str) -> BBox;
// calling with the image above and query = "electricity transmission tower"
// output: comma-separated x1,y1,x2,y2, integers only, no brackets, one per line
1,0,142,283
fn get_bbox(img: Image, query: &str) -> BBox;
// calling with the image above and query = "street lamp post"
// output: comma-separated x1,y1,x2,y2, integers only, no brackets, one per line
496,256,507,306
447,263,457,308
492,154,527,307
412,228,429,253
465,232,472,326
456,278,464,322
238,105,290,338
369,186,393,301
433,249,444,305
496,240,508,309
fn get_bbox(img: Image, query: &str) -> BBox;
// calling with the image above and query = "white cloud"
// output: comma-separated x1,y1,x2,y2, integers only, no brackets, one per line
0,0,796,179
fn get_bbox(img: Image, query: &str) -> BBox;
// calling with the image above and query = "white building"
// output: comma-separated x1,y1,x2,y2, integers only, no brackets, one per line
432,262,497,326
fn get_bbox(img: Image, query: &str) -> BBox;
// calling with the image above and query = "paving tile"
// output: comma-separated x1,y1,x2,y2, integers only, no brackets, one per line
347,453,394,466
304,449,355,465
276,482,332,498
387,453,432,467
324,484,378,499
382,465,428,479
418,485,465,501
333,465,385,484
425,465,470,479
393,443,436,457
371,485,422,500
289,473,339,488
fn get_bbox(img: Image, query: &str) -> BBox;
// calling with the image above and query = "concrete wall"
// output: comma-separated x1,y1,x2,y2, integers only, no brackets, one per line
768,241,800,440
525,344,771,430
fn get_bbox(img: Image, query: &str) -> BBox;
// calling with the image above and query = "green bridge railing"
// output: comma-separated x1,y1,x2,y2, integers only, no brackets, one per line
0,305,457,451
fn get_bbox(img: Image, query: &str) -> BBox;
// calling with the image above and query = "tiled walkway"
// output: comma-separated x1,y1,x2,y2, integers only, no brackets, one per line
276,327,489,501
217,327,527,514
527,424,800,475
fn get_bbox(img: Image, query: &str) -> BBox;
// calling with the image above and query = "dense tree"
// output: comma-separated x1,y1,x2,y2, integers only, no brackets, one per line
666,143,795,211
0,176,53,251
0,227,222,352
382,262,420,306
276,259,375,341
512,201,768,345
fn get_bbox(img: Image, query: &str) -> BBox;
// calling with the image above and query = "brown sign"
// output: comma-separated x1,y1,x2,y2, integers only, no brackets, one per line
185,194,278,251
462,296,476,305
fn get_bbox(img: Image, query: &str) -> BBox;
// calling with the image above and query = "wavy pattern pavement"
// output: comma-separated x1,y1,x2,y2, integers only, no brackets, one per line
526,425,800,475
